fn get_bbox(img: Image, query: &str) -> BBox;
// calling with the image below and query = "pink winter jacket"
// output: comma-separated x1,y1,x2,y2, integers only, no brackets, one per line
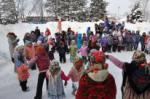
68,66,84,82
79,46,88,57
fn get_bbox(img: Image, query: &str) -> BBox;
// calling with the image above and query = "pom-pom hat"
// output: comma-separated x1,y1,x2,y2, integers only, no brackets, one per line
90,51,106,64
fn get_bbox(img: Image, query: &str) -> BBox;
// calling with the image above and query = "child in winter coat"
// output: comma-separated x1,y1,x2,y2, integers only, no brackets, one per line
66,57,85,95
47,60,68,99
57,40,68,63
13,45,29,92
7,32,19,63
47,37,55,61
79,41,88,64
69,40,77,62
24,38,36,70
45,28,51,36
76,51,117,99
108,50,150,99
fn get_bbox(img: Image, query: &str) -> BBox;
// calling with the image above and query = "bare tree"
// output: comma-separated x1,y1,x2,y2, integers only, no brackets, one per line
16,0,25,21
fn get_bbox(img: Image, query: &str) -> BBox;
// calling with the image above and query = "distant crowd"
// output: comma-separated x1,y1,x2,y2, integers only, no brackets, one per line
6,17,150,99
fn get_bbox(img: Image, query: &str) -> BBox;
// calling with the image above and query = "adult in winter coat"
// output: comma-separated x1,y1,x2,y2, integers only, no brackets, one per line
95,23,101,35
76,51,117,99
100,34,108,52
33,44,50,99
133,31,141,50
112,34,119,52
34,26,41,42
104,17,110,30
108,51,150,99
13,45,29,92
86,27,91,40
67,28,75,46
107,34,113,52
125,32,133,51
7,32,19,63
140,32,148,51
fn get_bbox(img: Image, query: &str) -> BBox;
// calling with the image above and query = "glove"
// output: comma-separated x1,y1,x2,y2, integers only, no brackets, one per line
64,81,68,86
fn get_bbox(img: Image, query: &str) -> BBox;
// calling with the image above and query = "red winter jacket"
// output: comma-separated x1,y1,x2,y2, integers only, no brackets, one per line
35,45,50,72
76,73,116,99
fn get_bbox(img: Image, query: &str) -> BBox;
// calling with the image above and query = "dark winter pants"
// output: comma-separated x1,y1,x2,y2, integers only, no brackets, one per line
59,54,66,63
19,80,27,91
34,72,48,99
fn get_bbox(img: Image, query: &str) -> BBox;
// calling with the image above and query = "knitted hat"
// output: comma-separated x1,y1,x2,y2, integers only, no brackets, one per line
7,32,17,38
88,51,108,82
90,51,106,63
132,51,146,63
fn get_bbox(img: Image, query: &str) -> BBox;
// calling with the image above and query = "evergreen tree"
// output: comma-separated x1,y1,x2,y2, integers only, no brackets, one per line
0,0,18,24
90,0,107,21
45,0,87,21
127,2,143,23
45,0,68,17
69,0,87,21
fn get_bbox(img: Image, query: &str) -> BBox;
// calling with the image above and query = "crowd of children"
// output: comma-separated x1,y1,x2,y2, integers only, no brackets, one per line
6,18,150,99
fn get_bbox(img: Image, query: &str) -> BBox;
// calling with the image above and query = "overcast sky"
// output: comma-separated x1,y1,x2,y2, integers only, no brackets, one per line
105,0,131,17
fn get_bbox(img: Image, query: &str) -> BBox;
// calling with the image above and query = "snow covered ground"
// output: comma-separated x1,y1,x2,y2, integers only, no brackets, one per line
0,21,150,99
